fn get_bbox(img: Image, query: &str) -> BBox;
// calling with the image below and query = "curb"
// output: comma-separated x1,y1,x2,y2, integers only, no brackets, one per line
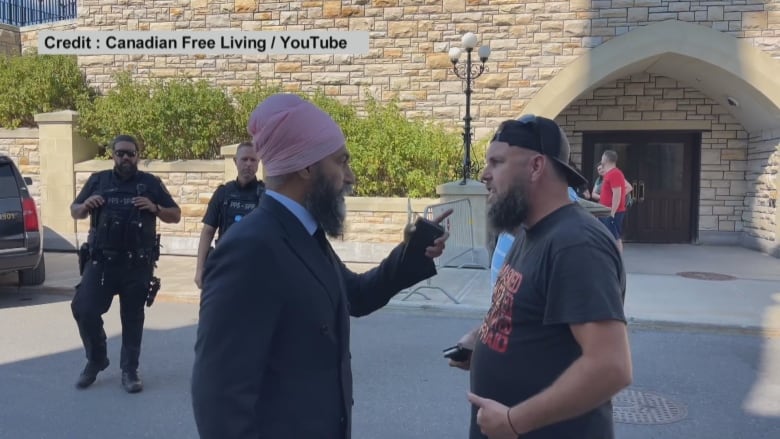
4,284,779,338
387,302,780,337
0,284,74,296
625,318,780,338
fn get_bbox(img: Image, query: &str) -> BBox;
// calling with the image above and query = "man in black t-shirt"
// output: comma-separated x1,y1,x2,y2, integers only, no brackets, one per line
194,142,264,289
449,116,632,439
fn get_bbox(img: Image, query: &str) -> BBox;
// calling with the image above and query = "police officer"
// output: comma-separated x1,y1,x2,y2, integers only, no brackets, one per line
70,135,181,393
194,142,264,289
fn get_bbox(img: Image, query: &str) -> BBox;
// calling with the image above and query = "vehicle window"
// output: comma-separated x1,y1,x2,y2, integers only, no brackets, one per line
0,164,20,198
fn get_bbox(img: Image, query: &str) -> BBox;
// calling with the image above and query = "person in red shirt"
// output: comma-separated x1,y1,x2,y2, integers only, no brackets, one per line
598,150,627,252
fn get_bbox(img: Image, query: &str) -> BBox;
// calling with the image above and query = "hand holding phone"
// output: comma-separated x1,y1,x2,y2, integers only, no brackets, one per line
403,217,446,258
443,345,472,363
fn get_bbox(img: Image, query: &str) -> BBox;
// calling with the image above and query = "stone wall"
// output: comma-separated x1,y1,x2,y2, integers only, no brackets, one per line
71,0,780,139
0,24,21,56
0,128,41,203
743,130,780,253
558,73,749,236
19,19,78,54
0,19,76,56
71,158,439,254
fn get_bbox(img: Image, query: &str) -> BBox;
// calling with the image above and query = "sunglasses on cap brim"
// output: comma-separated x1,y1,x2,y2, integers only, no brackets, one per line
493,114,561,156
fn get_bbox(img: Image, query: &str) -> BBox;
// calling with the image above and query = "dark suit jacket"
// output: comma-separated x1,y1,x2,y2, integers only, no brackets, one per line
191,196,437,439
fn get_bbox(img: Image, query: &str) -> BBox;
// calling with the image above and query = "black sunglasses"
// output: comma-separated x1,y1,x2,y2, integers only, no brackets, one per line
114,150,137,158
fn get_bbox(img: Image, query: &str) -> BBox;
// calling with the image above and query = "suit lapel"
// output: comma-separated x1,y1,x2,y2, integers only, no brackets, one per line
260,197,344,311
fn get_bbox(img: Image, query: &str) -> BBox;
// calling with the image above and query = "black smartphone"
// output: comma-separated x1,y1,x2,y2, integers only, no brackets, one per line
413,217,445,244
404,217,446,259
443,345,472,362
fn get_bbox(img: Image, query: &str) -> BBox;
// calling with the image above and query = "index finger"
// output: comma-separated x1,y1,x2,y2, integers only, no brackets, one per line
431,208,454,224
467,392,485,407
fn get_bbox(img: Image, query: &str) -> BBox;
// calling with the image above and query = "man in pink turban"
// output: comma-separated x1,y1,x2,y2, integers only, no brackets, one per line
192,93,452,439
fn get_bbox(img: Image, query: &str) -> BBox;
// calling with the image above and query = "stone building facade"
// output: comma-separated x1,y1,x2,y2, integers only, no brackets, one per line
16,0,780,254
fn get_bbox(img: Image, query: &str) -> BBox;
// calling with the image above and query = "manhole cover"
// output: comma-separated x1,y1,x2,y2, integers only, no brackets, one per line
676,271,737,281
613,389,688,424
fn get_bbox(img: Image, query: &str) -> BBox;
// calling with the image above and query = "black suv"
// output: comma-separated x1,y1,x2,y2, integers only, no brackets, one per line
0,155,44,285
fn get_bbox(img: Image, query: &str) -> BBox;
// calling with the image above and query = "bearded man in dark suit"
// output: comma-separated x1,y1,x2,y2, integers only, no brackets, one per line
191,93,450,439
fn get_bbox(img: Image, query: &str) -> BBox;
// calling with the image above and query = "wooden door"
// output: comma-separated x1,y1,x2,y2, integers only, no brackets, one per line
583,132,700,243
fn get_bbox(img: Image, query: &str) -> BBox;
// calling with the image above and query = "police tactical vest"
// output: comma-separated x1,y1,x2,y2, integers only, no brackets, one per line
91,171,157,252
218,180,265,238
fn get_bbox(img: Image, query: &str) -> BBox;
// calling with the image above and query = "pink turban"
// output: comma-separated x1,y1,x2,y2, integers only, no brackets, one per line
247,94,346,177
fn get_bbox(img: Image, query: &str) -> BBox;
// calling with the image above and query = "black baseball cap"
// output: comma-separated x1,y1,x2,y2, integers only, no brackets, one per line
491,115,588,188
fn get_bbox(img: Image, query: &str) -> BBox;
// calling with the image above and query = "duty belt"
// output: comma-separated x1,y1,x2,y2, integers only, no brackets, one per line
92,248,156,264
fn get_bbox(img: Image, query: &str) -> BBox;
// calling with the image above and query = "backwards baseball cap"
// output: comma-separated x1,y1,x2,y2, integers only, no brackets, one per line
491,114,587,188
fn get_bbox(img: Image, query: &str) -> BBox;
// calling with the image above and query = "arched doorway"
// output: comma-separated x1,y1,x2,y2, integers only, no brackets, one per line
522,20,780,245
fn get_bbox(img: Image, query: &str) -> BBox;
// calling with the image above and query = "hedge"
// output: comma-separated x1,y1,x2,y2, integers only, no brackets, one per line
0,54,485,197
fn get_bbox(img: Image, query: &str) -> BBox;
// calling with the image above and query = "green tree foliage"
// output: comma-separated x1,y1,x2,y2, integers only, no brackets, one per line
344,96,462,197
230,81,285,141
78,72,238,159
0,52,473,197
0,53,95,128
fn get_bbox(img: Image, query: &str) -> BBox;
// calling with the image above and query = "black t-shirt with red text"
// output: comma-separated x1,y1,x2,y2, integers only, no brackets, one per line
469,203,626,439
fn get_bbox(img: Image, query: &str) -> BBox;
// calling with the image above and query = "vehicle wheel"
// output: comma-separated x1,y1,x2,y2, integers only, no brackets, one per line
19,255,46,286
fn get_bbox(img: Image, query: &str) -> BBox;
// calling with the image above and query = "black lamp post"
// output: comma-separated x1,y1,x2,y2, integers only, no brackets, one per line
449,32,491,185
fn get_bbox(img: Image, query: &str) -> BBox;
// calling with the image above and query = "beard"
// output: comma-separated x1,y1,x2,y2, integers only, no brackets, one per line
487,178,530,233
304,170,352,238
115,161,137,179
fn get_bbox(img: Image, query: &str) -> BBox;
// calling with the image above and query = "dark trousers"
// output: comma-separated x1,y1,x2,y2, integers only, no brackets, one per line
71,260,152,372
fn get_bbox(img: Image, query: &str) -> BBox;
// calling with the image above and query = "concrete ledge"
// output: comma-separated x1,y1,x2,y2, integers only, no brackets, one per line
74,159,224,173
346,197,438,213
34,110,78,123
160,236,200,256
740,233,780,258
698,230,741,246
437,179,488,196
0,128,38,138
331,241,398,263
19,19,77,32
149,237,400,262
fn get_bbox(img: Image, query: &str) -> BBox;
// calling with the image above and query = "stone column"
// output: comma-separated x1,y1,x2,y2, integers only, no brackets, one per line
436,178,490,267
774,172,779,256
34,110,98,250
220,143,264,182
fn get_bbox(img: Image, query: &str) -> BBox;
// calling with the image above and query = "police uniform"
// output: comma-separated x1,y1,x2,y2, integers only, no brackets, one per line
70,169,178,374
202,178,265,243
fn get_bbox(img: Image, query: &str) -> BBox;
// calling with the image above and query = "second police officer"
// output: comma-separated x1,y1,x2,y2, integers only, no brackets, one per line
70,135,181,393
194,141,264,289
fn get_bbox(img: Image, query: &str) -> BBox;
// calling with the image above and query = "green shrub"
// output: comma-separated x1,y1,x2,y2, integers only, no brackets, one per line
78,72,239,159
230,81,285,141
344,96,463,197
230,88,462,197
79,74,467,196
0,53,95,128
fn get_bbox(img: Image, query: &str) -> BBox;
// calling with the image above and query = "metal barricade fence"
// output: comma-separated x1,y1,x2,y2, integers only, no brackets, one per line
426,198,487,269
399,198,488,304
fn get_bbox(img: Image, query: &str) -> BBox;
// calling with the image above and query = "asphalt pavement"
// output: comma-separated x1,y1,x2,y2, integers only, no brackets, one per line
4,243,779,334
0,299,778,439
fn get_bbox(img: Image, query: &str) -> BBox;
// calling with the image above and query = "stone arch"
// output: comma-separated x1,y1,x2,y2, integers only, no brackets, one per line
523,20,780,134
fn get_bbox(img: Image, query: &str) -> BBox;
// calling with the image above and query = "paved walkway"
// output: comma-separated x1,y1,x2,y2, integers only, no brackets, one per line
2,243,779,334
